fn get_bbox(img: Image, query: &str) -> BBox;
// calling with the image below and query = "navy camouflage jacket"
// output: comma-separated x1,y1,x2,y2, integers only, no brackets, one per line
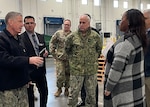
65,28,102,75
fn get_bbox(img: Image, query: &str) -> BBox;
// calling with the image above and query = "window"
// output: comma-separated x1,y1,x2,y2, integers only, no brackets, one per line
94,0,100,6
82,0,87,5
114,0,118,8
56,0,62,2
141,3,143,10
147,4,150,9
123,1,128,9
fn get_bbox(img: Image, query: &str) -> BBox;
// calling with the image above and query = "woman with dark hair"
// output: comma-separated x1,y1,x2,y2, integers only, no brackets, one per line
104,9,147,107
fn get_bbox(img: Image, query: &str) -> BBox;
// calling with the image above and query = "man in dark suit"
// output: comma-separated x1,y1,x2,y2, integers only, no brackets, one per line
20,16,48,107
143,9,150,107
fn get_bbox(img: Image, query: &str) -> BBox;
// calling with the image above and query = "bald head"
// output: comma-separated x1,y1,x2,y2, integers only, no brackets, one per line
78,14,91,33
80,14,91,23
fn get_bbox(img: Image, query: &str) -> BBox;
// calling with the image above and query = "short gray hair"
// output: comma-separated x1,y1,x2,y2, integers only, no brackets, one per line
5,11,22,24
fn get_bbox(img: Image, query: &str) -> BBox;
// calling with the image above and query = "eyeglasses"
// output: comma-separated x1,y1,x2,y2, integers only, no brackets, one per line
25,22,35,25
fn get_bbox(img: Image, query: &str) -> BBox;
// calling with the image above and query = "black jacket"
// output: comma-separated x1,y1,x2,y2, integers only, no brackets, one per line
145,30,150,77
0,29,30,91
20,31,46,78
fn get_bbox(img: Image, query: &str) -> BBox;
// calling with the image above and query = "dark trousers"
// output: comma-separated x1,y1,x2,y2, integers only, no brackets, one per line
81,84,98,107
28,74,48,107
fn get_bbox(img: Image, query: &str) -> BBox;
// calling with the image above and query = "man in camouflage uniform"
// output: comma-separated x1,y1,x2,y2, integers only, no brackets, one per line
65,14,102,107
49,19,71,97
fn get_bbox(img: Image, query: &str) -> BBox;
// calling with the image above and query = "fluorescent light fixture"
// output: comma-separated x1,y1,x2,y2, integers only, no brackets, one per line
147,4,150,9
40,0,47,1
114,0,118,8
123,1,128,9
141,3,143,10
82,0,87,5
56,0,63,2
94,0,100,6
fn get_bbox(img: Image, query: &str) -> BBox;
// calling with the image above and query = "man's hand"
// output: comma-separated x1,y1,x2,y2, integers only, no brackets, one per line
29,56,44,67
43,50,49,57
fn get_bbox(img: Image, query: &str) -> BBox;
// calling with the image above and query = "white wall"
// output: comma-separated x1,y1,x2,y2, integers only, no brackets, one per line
0,0,20,18
0,0,149,36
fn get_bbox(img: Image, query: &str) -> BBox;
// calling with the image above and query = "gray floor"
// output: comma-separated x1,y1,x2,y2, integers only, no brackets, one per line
35,57,104,107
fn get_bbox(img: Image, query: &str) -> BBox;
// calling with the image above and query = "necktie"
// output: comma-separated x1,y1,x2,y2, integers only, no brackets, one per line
32,34,39,56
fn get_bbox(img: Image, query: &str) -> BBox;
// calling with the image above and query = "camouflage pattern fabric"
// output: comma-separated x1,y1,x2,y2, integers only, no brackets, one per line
56,59,70,88
65,28,102,107
0,86,28,107
68,74,97,107
49,30,71,88
49,30,71,60
65,29,102,75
